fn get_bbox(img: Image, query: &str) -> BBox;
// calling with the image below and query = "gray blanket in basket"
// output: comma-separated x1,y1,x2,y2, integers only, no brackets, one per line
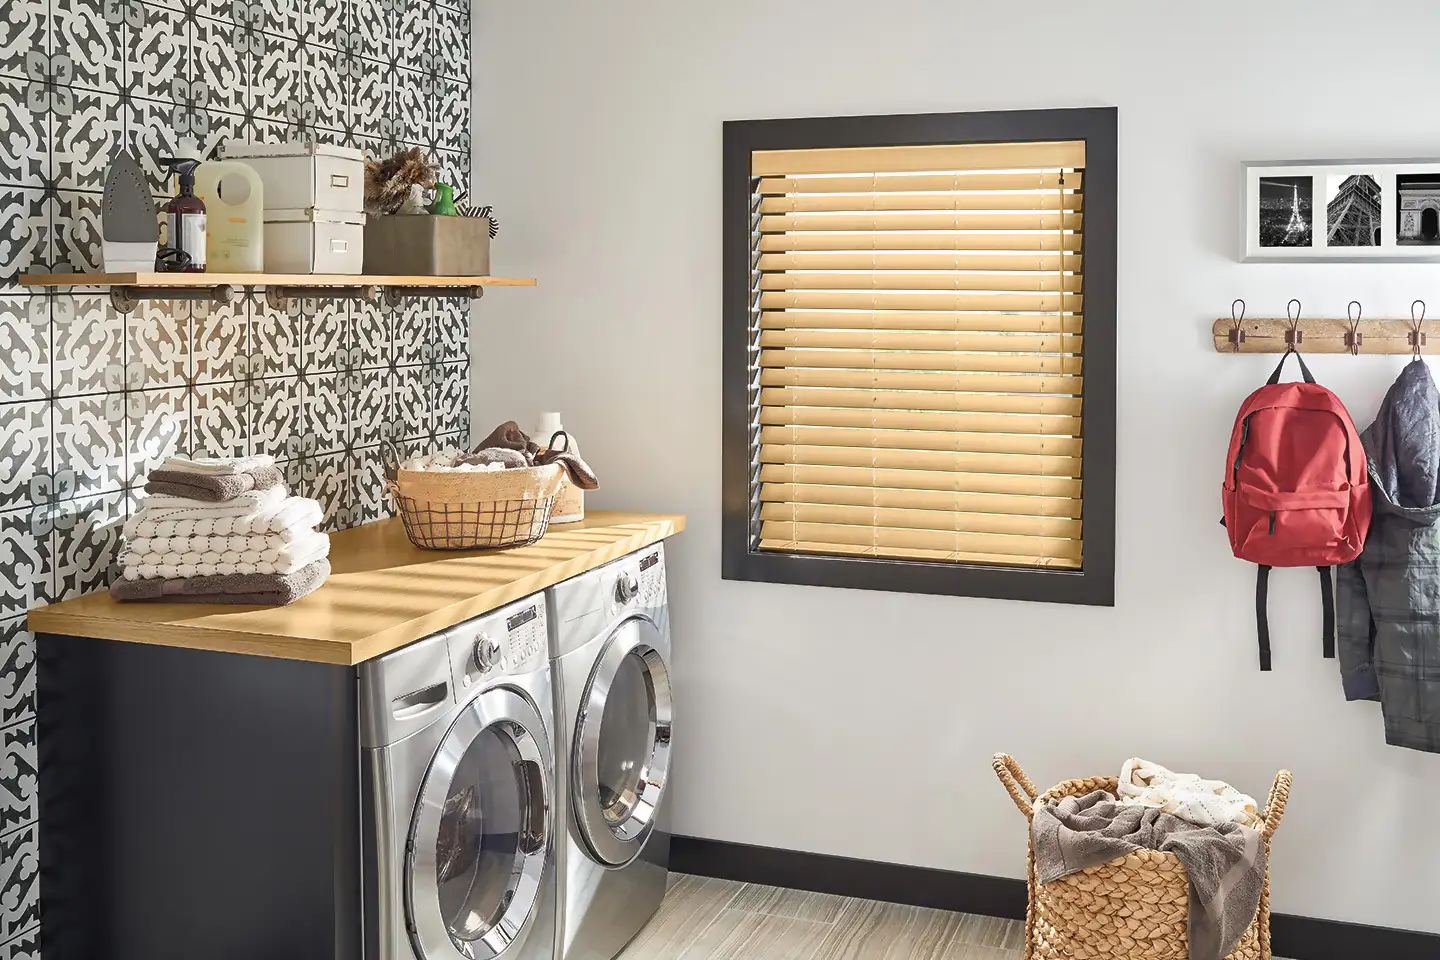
1032,790,1265,960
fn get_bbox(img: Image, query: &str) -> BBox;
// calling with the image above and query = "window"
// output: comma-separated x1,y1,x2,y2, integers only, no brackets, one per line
722,108,1116,606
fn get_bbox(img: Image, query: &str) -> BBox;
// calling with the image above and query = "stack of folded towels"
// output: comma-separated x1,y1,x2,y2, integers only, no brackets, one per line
111,455,332,606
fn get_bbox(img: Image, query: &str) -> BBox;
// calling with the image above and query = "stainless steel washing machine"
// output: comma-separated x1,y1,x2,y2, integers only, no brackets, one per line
547,544,674,960
360,595,558,960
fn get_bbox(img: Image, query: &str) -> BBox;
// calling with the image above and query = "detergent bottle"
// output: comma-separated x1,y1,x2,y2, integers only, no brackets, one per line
194,159,264,272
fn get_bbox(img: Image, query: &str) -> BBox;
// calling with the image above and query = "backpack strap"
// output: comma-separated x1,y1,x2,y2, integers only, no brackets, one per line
1266,348,1316,385
1318,566,1335,658
1256,565,1272,671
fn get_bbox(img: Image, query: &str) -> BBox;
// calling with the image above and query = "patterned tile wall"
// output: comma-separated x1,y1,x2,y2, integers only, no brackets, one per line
0,0,472,952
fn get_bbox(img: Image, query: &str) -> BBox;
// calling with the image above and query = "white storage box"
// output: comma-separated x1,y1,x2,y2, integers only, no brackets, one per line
223,142,365,213
263,209,365,274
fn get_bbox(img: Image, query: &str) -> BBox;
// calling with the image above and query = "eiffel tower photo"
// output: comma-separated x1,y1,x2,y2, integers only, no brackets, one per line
1327,175,1382,247
1258,176,1313,247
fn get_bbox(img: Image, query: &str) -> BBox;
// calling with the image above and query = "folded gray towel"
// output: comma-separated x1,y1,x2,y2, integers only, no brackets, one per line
475,420,540,460
145,465,286,502
110,559,331,606
458,448,531,469
1032,790,1265,960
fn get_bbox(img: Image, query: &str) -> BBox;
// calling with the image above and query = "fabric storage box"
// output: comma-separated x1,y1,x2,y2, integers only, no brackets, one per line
992,755,1291,960
363,215,491,276
264,209,365,274
224,142,365,212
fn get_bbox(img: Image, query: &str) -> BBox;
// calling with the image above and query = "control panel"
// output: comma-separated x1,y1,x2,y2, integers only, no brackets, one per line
638,546,667,610
446,598,549,692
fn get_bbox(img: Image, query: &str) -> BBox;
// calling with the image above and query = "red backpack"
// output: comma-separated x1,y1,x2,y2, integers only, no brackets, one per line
1222,350,1372,671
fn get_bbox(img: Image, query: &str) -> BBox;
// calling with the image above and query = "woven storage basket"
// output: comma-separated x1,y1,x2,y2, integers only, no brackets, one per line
992,755,1291,960
385,454,565,550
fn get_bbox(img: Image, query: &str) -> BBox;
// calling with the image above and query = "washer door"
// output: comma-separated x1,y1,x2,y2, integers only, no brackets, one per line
408,688,551,960
574,616,673,866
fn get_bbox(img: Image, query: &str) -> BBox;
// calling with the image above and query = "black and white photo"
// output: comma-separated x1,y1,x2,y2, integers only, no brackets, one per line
1397,173,1440,245
1258,175,1313,247
1327,174,1382,247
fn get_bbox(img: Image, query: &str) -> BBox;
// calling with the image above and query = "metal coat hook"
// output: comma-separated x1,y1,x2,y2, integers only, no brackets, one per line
1412,300,1428,359
1285,298,1303,348
1345,300,1363,355
1228,299,1246,352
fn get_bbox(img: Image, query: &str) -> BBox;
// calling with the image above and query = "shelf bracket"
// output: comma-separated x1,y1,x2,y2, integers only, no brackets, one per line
111,284,238,313
265,285,382,311
384,286,485,308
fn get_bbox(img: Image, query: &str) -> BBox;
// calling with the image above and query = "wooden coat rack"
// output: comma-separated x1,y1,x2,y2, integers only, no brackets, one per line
1212,299,1439,355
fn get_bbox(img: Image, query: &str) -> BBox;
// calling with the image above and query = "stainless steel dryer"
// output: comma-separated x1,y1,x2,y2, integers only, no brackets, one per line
547,544,674,960
360,595,558,960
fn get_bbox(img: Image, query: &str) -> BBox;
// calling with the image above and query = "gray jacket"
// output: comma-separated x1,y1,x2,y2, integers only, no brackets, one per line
1338,359,1440,753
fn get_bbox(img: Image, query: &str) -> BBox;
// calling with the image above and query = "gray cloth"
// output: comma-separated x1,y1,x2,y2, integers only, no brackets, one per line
1337,360,1440,752
144,464,286,502
110,559,330,606
1032,790,1265,960
458,447,531,469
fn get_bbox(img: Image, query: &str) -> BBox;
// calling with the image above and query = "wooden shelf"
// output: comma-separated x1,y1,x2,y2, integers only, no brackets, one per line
18,272,536,310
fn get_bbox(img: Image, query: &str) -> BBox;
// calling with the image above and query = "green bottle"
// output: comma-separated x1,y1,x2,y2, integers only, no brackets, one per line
430,183,458,216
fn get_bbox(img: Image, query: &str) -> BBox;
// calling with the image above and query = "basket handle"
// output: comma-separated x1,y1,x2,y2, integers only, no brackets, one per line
1260,769,1291,839
381,439,403,484
992,754,1039,820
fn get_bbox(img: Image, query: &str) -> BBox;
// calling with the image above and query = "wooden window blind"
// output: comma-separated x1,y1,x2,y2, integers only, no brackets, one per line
748,140,1087,570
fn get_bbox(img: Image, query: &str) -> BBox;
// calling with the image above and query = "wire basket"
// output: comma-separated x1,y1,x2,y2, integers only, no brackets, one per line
993,755,1290,960
384,442,566,550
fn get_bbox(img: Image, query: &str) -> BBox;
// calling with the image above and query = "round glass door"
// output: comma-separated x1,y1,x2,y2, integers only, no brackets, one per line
575,616,673,865
408,688,551,960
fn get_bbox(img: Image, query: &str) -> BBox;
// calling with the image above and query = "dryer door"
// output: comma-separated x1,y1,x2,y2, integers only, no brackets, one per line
407,688,551,960
574,615,673,866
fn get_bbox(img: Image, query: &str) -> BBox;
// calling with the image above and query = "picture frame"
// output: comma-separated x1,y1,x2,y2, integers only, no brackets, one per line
1241,158,1440,262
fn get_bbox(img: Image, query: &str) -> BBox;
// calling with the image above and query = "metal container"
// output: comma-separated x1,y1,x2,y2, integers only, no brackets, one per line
363,215,491,276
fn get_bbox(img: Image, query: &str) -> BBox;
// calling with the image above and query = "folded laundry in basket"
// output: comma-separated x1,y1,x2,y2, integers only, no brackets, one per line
1117,758,1261,829
110,558,331,606
1032,790,1265,960
145,464,286,502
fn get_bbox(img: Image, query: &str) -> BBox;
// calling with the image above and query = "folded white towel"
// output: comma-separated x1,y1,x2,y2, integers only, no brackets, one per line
124,496,324,540
161,454,277,476
124,531,323,560
1116,758,1261,829
120,530,331,580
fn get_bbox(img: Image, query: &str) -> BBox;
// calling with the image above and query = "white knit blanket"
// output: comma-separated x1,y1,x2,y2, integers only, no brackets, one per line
161,454,276,476
120,530,331,580
1116,758,1261,829
123,496,323,540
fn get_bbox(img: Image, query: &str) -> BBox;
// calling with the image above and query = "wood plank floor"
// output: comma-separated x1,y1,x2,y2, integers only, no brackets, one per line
622,875,1296,960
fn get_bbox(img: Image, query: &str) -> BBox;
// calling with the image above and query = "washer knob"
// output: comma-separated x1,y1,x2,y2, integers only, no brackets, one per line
473,633,501,672
615,572,640,604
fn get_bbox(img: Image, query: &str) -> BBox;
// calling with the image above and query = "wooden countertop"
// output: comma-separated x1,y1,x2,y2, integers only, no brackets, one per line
27,511,685,665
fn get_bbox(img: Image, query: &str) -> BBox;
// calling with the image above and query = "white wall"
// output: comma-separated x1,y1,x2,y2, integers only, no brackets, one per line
473,0,1440,933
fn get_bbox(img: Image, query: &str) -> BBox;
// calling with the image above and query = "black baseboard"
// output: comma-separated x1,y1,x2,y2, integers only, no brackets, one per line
671,836,1440,960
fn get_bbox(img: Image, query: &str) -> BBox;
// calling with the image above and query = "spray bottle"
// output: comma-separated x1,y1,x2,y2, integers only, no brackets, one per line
160,157,207,273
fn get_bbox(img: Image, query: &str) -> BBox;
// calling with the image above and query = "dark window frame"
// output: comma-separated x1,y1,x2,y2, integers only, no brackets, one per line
721,107,1117,607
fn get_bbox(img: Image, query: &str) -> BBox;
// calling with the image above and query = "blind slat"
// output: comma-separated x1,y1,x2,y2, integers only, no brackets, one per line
759,252,1082,273
759,192,1082,214
759,482,1082,518
758,520,1083,562
759,349,1083,376
759,444,1082,477
759,367,1082,394
757,171,1083,194
757,404,1080,437
757,386,1083,417
758,231,1083,253
759,291,1082,313
758,311,1083,334
759,272,1083,294
757,538,1083,569
758,329,1081,354
759,212,1082,233
759,425,1082,458
757,463,1082,499
752,141,1086,176
758,502,1081,539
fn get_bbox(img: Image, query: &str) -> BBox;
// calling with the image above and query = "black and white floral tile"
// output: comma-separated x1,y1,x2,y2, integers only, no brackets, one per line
0,0,472,951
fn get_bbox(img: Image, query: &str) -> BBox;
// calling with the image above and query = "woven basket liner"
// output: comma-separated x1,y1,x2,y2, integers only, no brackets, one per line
387,463,565,550
394,463,565,504
992,755,1291,960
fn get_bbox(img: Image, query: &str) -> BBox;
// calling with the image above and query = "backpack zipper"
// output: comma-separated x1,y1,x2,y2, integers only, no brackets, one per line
1232,414,1253,486
1268,510,1276,534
